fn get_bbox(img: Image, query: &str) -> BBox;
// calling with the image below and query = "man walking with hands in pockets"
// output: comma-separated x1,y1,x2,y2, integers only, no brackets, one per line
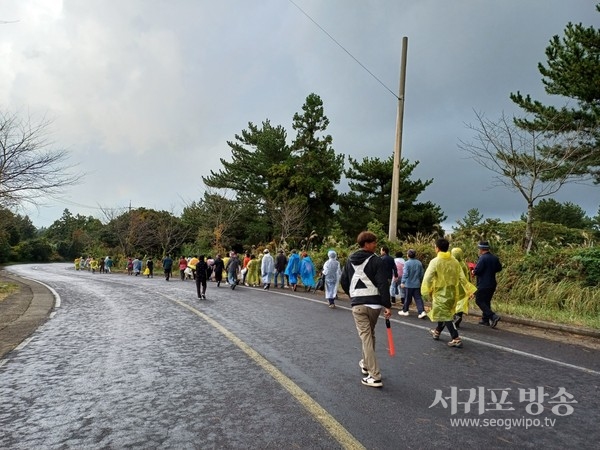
341,231,392,388
473,241,503,327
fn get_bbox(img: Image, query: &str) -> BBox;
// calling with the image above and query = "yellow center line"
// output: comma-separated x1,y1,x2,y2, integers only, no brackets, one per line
165,294,366,450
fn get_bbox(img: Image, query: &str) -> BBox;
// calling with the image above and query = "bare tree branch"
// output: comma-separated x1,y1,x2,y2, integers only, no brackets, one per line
459,110,592,252
0,111,82,209
267,196,309,249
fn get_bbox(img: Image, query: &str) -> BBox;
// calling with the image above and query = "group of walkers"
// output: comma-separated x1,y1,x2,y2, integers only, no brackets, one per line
165,249,343,305
341,231,502,388
74,256,114,273
74,233,503,391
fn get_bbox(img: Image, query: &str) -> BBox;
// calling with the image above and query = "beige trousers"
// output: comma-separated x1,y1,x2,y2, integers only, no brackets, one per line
352,305,383,380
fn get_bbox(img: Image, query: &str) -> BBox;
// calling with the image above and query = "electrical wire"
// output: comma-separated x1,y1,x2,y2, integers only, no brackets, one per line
287,0,399,100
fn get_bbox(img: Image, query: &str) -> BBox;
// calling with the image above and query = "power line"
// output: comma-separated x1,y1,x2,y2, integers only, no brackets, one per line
288,0,399,100
45,195,127,212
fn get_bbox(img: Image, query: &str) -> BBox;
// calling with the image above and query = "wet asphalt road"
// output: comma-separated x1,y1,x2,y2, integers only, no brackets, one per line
1,263,599,449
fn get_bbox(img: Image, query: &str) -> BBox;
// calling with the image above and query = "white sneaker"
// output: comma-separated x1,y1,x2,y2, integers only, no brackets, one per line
398,311,409,316
361,375,383,388
359,360,368,375
418,311,427,319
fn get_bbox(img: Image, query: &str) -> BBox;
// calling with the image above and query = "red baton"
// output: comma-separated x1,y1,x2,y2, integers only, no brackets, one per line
385,319,395,357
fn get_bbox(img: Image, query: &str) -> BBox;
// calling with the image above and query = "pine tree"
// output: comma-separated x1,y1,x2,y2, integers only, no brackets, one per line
289,94,344,238
510,4,600,181
336,155,445,239
202,120,292,207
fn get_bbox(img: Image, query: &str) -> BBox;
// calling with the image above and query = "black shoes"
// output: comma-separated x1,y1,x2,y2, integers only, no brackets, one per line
478,316,500,327
491,315,501,328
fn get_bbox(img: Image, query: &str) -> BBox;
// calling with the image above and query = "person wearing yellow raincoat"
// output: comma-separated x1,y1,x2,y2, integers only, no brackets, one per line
222,254,231,285
246,254,260,287
450,247,470,329
188,255,199,280
421,238,476,348
89,257,99,274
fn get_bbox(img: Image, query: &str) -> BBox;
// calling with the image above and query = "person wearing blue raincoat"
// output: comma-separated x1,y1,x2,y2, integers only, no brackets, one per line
300,252,316,291
285,250,301,291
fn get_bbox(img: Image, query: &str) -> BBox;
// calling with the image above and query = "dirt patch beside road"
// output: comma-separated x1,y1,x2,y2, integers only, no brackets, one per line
0,271,55,360
0,280,19,303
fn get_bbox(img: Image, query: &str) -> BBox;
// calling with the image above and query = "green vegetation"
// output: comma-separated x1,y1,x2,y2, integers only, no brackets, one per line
448,213,600,329
510,3,600,182
350,216,600,329
493,247,600,329
1,202,599,329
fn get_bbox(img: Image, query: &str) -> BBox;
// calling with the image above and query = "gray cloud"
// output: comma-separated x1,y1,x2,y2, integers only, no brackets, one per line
1,0,597,229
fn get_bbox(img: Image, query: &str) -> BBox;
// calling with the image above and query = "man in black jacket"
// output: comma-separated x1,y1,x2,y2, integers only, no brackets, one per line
213,254,224,287
341,231,392,388
473,241,503,328
162,255,173,281
380,246,398,303
274,250,288,288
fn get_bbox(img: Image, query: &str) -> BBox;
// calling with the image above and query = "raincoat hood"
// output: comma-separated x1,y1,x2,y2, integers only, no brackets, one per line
451,248,464,260
328,250,337,259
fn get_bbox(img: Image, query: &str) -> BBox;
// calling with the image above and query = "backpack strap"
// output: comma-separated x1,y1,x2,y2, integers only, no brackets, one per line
349,255,379,298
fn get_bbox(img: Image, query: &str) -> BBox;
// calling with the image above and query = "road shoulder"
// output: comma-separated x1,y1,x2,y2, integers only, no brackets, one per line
0,270,55,360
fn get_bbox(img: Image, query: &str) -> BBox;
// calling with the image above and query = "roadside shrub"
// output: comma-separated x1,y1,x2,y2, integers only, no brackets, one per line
0,231,11,264
573,248,600,286
495,221,589,249
11,238,54,262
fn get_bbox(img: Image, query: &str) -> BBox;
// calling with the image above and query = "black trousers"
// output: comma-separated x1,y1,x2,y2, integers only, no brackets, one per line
436,321,459,339
196,279,207,297
476,287,497,321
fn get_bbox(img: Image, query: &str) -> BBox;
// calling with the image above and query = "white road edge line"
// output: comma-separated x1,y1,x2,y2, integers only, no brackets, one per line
14,336,34,351
18,275,61,308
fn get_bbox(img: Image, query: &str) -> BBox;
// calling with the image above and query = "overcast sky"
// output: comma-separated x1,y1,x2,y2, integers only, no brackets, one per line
1,0,598,232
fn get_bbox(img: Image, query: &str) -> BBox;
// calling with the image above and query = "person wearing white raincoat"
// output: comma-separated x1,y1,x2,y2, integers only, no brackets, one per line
421,238,476,348
322,250,342,308
261,249,275,290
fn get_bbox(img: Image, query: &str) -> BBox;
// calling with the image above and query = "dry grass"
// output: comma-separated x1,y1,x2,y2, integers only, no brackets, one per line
0,282,19,303
494,278,600,329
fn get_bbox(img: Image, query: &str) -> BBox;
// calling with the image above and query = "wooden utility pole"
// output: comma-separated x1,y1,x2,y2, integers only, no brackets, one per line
388,36,408,241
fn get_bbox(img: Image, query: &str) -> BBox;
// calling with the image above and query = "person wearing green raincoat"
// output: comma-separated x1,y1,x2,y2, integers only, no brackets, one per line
450,247,470,329
421,238,476,348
